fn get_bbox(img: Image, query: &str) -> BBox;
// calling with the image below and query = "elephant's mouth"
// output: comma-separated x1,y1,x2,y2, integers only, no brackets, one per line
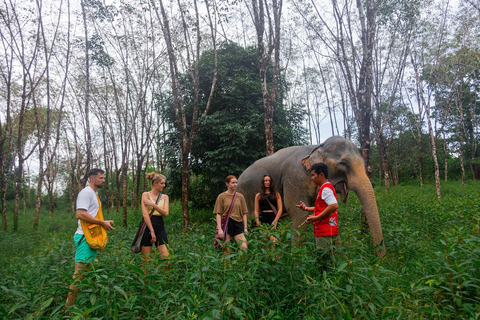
334,181,349,203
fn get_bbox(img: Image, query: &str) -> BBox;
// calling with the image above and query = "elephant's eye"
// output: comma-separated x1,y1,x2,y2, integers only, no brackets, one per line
338,161,349,168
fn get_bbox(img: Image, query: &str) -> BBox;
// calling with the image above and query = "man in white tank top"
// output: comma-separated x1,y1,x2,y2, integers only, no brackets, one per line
65,168,115,308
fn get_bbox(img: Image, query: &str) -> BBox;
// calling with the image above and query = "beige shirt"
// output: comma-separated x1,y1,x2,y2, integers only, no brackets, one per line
213,192,248,222
147,193,165,216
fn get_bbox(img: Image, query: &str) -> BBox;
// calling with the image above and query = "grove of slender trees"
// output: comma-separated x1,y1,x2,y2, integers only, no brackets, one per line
0,0,479,230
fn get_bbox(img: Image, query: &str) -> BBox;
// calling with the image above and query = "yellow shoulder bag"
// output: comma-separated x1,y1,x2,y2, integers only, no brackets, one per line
80,195,108,250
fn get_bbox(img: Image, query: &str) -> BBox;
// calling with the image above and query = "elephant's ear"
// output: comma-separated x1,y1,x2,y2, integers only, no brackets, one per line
302,146,323,171
301,155,313,171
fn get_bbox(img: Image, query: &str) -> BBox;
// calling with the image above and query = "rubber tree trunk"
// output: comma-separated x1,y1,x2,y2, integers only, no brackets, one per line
181,154,190,230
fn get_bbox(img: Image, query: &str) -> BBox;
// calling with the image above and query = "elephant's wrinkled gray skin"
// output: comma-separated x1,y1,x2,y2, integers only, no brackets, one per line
237,136,385,256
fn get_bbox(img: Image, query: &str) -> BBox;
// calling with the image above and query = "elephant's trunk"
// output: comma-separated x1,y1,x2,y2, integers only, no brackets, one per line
349,172,386,257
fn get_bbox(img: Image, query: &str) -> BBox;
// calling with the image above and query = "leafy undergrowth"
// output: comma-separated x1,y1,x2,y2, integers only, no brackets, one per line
1,181,479,319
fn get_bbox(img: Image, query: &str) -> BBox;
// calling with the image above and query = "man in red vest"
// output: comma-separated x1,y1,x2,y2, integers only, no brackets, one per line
296,163,340,261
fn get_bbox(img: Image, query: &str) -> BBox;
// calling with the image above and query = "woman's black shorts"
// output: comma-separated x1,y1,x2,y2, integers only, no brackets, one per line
141,215,168,247
259,211,276,225
227,219,245,237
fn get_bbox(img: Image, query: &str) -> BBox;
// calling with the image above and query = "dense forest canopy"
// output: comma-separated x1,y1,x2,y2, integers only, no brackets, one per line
0,0,479,230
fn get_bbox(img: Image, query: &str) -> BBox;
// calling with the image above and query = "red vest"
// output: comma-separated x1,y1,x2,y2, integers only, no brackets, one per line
313,182,339,237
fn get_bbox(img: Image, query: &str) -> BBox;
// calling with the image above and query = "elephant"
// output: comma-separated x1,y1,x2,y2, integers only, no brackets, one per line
237,136,385,256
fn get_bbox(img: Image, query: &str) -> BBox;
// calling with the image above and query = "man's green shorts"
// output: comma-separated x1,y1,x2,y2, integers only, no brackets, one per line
74,233,97,263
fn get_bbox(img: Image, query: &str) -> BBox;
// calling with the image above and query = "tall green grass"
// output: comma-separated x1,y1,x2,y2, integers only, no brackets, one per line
1,181,479,319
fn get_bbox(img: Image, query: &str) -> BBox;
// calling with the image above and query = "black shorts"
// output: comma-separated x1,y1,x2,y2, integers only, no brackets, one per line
141,215,168,247
227,219,245,237
259,211,276,225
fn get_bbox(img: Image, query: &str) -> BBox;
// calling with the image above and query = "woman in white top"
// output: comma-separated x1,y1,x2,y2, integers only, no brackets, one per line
140,172,169,271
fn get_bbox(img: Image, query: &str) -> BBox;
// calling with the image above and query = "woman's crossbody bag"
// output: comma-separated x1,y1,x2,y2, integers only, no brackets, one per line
214,192,237,250
131,194,162,253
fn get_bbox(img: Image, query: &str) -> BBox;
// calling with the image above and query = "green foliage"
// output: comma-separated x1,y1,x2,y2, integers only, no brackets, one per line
88,34,115,67
1,181,479,318
424,46,480,176
84,0,118,22
370,131,469,183
377,0,421,33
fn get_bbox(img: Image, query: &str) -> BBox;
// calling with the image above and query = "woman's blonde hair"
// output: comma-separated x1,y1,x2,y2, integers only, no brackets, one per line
146,171,166,184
